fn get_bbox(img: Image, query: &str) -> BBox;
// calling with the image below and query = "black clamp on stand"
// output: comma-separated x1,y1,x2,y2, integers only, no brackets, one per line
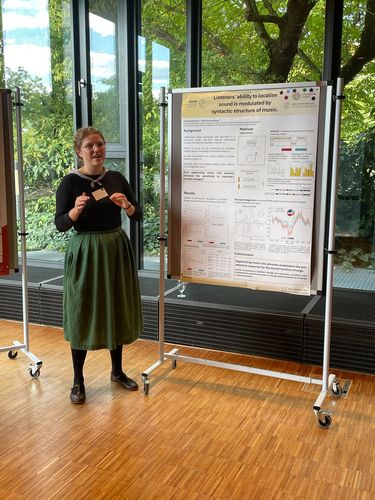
324,249,337,255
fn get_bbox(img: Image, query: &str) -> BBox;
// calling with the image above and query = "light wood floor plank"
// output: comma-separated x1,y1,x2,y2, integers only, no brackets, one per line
0,319,374,499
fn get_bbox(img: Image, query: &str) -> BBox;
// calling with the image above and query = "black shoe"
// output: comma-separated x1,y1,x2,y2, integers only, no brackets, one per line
70,384,86,404
111,373,138,391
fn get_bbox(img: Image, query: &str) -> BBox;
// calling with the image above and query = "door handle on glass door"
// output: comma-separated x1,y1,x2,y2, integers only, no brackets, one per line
77,78,87,97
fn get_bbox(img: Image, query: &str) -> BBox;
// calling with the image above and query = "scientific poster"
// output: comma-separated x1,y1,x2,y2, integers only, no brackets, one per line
179,85,321,295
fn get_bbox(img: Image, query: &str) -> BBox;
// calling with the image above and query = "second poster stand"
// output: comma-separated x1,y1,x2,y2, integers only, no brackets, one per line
0,88,42,377
142,80,345,429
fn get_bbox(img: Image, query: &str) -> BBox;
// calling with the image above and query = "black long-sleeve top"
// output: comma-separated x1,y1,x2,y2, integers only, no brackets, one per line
55,169,142,232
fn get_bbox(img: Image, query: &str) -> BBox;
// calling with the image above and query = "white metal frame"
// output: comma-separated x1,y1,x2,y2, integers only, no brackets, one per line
142,79,345,428
0,88,42,378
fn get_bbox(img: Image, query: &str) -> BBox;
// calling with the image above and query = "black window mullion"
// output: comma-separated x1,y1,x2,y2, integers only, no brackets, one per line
322,0,344,293
186,0,202,88
127,0,142,268
71,0,82,128
323,0,343,82
72,0,92,129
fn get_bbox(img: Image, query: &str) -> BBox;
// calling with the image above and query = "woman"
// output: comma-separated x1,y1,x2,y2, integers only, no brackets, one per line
55,127,143,404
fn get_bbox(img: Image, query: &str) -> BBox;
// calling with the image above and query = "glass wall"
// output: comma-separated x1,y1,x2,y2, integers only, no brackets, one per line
0,0,129,261
1,0,74,256
334,0,375,289
139,0,186,270
1,1,374,291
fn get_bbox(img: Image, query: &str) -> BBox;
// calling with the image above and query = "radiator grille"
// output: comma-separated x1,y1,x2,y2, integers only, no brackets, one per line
0,282,40,323
40,286,63,327
304,317,375,374
1,277,375,373
165,302,303,362
140,299,158,340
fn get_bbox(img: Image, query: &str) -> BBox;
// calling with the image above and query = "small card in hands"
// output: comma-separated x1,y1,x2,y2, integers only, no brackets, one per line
92,187,109,201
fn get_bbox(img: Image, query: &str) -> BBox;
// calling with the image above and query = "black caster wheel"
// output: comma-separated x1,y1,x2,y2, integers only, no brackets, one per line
171,359,177,369
317,415,332,429
142,375,150,395
331,384,342,398
29,367,40,379
8,350,18,359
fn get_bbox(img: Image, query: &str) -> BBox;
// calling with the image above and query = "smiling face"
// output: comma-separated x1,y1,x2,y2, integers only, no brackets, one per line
77,133,106,173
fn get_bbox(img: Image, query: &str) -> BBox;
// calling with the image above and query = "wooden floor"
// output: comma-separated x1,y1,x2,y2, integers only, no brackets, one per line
1,320,375,499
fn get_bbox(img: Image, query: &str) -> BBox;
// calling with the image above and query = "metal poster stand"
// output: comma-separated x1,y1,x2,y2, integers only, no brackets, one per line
0,88,43,378
142,80,345,428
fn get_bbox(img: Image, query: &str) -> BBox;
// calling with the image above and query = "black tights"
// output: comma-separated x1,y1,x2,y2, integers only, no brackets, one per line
71,348,87,386
71,345,124,386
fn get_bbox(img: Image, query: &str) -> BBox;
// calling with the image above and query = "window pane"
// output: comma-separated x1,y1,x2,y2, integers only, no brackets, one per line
105,157,125,173
1,0,74,261
89,0,121,144
140,1,186,270
334,1,375,290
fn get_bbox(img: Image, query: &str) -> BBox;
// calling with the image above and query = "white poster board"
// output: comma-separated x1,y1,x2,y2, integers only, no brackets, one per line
168,82,331,296
0,89,18,276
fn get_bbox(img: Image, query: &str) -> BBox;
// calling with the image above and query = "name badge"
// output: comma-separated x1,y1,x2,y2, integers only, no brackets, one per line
92,187,109,201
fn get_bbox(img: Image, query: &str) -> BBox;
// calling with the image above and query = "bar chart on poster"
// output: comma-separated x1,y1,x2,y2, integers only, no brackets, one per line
0,89,18,276
168,83,330,295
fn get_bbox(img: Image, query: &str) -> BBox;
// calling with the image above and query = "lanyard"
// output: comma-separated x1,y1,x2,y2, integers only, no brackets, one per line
70,168,107,188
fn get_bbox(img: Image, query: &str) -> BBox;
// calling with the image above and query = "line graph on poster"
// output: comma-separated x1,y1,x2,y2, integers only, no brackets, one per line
269,207,312,243
234,207,268,240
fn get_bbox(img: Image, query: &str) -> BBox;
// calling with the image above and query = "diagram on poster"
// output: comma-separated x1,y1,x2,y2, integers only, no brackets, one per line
175,85,322,295
238,136,266,165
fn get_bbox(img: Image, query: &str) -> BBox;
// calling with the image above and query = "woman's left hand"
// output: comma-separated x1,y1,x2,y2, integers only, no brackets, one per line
110,192,128,209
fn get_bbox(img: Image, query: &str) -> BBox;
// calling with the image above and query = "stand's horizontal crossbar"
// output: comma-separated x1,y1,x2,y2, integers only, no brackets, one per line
313,373,336,410
142,349,336,416
142,348,179,377
0,343,26,352
163,350,324,385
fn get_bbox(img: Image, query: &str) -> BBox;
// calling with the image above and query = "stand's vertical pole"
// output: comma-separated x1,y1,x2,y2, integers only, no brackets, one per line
322,77,344,390
158,87,167,362
14,87,30,352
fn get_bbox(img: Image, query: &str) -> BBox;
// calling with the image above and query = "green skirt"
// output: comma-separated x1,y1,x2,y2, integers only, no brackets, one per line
63,227,143,350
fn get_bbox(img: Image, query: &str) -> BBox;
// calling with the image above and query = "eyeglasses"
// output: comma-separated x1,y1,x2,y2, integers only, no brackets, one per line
82,141,105,150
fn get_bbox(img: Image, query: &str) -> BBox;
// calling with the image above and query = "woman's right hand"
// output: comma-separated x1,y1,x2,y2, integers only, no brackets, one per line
69,192,90,221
